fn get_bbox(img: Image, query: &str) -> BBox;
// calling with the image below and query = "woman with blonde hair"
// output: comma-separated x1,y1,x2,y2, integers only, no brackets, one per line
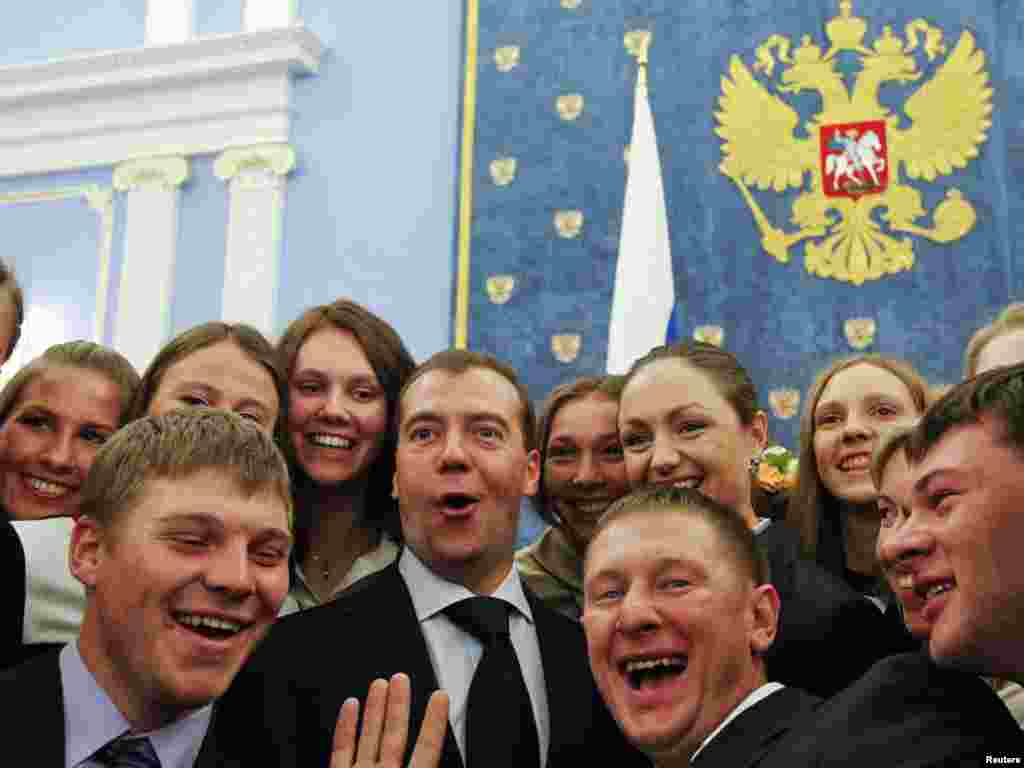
0,341,139,667
964,302,1024,377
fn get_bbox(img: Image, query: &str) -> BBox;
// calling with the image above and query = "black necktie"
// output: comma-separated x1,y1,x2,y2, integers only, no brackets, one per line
92,735,162,768
445,596,540,768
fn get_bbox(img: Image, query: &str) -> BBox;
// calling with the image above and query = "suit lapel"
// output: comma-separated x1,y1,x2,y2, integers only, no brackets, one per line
526,587,589,762
692,687,821,767
341,564,464,768
7,650,66,765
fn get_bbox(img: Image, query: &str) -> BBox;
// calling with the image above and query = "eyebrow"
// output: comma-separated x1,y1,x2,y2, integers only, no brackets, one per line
18,401,118,431
621,402,706,427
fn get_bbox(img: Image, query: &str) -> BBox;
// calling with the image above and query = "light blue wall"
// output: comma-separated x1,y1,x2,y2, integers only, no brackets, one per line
278,0,463,360
0,2,145,67
172,154,228,333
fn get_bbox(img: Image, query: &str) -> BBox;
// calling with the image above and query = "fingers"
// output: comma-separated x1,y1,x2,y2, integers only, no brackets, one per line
329,698,360,768
329,676,448,768
376,674,412,765
408,690,450,768
355,678,390,765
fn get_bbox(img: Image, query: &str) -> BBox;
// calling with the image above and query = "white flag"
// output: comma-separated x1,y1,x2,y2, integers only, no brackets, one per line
606,66,674,374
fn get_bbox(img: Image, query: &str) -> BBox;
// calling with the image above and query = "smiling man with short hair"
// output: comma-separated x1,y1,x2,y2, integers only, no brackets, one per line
0,409,293,768
583,485,1024,768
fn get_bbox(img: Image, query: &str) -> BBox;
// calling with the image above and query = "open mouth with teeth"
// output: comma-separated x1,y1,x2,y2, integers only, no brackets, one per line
670,478,701,491
308,433,354,450
622,656,688,689
175,612,248,641
917,580,956,601
25,475,73,498
837,454,871,472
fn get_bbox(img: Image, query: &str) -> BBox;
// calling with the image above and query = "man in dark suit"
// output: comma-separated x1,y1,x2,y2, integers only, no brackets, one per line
0,410,295,768
582,485,1023,768
220,349,644,768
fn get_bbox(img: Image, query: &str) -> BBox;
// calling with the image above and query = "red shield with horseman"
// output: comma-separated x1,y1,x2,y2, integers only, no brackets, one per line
820,120,889,198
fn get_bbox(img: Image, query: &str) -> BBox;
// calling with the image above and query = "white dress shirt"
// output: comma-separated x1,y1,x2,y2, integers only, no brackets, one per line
398,548,550,767
690,682,785,762
14,518,84,644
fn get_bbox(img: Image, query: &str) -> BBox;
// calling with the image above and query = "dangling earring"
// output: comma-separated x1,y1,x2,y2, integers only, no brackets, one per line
748,454,761,475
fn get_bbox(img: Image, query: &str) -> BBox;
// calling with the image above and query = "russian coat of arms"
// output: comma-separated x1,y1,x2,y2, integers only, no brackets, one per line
715,0,992,285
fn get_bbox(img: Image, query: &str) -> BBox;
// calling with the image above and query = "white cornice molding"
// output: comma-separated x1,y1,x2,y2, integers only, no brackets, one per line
214,143,296,181
114,156,191,191
0,25,323,178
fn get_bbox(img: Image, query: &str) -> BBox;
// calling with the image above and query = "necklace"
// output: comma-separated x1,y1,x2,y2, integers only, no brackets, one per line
308,551,331,581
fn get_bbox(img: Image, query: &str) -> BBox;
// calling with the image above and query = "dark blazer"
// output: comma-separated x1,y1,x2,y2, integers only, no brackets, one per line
691,686,822,767
763,652,1024,767
218,562,646,768
0,649,244,767
0,519,25,668
758,520,914,697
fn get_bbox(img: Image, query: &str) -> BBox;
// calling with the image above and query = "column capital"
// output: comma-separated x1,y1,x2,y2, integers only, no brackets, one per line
214,143,296,184
113,156,191,192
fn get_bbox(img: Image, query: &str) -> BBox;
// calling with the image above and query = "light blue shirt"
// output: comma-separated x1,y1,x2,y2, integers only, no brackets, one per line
60,643,213,768
398,548,550,768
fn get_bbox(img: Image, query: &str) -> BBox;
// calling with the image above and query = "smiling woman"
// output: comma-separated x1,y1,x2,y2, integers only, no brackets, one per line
790,355,931,598
0,340,139,668
613,342,911,696
276,299,415,611
515,375,629,620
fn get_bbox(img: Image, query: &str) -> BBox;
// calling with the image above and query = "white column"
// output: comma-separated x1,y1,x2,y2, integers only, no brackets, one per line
214,143,295,338
244,0,296,31
146,0,194,45
112,156,190,372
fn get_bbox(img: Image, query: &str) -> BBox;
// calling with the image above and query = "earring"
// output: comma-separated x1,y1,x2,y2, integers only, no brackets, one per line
748,454,761,475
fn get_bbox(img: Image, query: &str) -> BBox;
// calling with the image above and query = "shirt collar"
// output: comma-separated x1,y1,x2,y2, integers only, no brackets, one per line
61,642,214,768
690,682,785,762
399,547,534,625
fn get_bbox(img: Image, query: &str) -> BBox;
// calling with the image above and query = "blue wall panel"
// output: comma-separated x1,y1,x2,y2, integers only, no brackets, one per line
463,0,1019,451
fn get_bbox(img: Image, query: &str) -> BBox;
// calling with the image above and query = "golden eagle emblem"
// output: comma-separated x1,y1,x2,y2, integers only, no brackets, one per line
715,0,992,285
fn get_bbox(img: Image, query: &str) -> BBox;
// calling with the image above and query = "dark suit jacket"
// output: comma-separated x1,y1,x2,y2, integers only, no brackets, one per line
0,519,25,668
758,520,915,697
762,652,1024,767
0,648,244,767
691,686,822,767
218,562,646,768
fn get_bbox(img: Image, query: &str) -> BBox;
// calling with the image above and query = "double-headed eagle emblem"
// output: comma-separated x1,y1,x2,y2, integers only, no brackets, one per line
715,0,992,285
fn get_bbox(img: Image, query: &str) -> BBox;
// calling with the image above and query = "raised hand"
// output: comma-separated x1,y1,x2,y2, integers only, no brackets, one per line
330,673,449,768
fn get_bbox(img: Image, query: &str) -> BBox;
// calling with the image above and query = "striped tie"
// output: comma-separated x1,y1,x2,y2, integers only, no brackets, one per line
93,736,161,768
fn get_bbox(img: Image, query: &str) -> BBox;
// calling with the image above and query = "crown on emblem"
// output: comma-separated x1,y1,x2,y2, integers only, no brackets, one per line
792,35,824,64
824,0,868,54
873,26,907,56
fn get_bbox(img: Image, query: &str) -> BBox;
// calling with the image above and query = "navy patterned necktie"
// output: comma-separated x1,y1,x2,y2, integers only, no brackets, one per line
92,736,162,768
445,596,540,768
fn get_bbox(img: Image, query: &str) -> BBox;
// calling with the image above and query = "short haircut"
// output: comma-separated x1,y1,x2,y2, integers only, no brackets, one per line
79,408,293,530
129,322,283,424
963,303,1024,378
399,349,537,451
907,362,1024,464
589,486,770,587
870,426,916,490
0,259,24,360
535,375,623,525
0,341,140,429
